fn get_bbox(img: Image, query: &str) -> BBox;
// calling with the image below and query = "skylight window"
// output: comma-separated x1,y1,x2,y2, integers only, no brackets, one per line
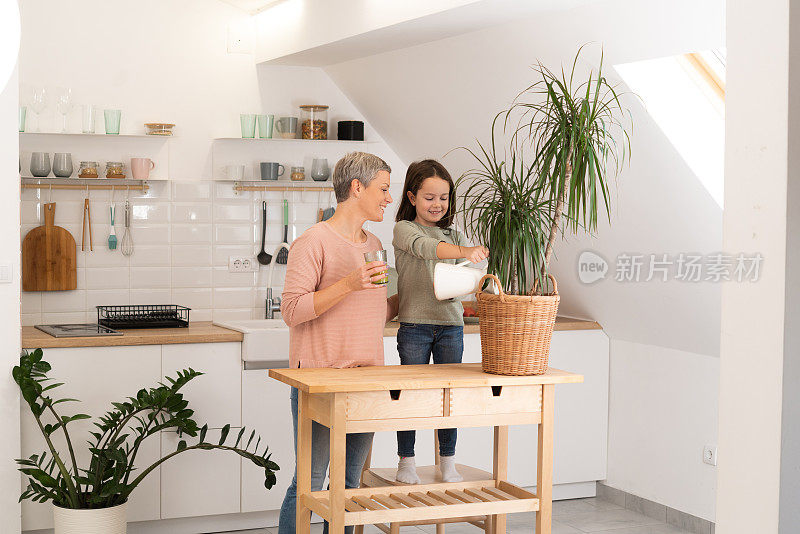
615,50,725,207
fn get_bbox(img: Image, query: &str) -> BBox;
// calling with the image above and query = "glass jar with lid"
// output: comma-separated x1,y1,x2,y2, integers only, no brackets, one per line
290,166,305,181
299,105,328,140
78,161,99,179
105,161,125,179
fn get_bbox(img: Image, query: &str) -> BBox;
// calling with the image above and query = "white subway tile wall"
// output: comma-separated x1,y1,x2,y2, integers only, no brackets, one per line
19,182,324,325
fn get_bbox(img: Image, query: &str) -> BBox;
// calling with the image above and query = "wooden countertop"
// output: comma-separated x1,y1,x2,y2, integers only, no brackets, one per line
22,316,601,349
382,316,602,336
21,321,243,349
270,362,584,393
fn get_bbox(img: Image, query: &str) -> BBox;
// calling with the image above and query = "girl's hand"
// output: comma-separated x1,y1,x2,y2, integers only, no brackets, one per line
463,245,489,264
344,262,388,291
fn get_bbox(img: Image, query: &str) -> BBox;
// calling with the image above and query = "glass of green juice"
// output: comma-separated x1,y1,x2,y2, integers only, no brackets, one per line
364,250,388,285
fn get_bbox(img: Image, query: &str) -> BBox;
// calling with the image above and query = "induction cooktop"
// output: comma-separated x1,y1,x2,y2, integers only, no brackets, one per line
35,324,123,338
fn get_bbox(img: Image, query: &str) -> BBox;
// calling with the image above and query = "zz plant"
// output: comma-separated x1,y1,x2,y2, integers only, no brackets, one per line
14,348,279,509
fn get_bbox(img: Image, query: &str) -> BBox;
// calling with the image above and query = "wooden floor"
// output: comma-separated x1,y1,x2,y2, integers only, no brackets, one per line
213,497,695,534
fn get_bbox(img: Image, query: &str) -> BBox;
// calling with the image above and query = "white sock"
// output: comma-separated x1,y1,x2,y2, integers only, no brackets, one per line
396,456,421,484
439,455,463,483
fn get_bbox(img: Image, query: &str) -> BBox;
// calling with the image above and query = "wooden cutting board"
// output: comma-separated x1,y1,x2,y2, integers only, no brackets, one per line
22,203,77,291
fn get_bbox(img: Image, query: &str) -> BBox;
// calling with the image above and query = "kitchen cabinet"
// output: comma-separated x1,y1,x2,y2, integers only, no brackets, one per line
19,323,608,532
160,429,241,519
161,342,242,428
20,345,162,531
241,370,295,513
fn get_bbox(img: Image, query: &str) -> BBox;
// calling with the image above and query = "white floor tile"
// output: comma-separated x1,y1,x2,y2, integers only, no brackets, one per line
557,508,663,532
597,524,690,534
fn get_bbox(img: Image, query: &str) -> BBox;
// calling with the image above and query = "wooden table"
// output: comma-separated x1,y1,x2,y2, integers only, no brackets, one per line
269,363,583,534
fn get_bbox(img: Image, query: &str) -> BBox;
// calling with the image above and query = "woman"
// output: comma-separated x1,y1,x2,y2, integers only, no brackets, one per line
277,152,399,534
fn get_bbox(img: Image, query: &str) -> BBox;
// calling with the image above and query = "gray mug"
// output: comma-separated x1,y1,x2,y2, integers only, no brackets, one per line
275,116,298,139
260,162,285,181
53,153,74,178
30,152,51,177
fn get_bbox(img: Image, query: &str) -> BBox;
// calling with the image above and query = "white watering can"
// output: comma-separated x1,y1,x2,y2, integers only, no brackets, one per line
433,261,490,300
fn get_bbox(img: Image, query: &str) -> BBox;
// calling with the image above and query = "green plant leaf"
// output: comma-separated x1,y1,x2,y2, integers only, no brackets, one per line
219,424,230,445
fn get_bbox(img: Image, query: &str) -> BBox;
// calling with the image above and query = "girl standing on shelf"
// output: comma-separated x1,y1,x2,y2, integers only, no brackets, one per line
392,159,489,484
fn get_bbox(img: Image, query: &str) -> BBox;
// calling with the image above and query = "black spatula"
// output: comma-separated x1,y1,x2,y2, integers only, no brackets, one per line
257,201,271,265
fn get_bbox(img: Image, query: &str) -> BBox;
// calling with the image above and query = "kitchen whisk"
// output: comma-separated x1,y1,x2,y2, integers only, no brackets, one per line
121,200,134,256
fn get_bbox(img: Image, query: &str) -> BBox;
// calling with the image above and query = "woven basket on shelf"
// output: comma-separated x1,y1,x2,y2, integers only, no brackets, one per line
475,273,560,376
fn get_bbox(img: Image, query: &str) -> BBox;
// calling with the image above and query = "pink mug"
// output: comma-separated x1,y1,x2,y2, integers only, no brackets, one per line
131,158,155,180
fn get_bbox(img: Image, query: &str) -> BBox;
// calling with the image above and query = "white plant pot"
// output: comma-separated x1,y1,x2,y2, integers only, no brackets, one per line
53,501,127,534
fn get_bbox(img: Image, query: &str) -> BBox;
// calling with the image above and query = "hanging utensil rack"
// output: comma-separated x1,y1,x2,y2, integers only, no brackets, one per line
232,181,333,195
21,178,149,192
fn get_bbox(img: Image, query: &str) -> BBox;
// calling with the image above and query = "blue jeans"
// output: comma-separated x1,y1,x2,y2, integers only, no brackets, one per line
396,323,464,458
278,387,374,534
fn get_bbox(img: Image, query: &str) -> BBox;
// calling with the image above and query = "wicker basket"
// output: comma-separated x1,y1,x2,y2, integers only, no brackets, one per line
476,273,560,376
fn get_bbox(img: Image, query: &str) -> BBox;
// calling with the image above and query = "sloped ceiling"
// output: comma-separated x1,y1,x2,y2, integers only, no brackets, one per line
217,0,282,15
323,0,726,356
257,0,602,66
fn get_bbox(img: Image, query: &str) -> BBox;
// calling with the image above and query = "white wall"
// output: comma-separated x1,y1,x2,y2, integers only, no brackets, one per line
18,0,405,323
606,340,718,521
717,1,792,532
1,65,21,533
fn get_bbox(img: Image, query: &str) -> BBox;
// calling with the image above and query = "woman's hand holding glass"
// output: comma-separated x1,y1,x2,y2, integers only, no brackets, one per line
345,262,388,291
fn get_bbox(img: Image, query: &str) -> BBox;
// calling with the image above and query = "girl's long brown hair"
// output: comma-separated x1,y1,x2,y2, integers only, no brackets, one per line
395,159,456,229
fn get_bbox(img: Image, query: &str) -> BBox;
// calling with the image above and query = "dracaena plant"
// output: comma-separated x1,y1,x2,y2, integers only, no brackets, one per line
511,46,633,281
456,113,555,295
457,46,632,295
14,348,279,509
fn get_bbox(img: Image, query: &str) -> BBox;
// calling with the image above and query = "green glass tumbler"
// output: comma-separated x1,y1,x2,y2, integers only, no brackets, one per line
258,114,274,139
104,109,121,135
240,113,256,138
18,106,26,132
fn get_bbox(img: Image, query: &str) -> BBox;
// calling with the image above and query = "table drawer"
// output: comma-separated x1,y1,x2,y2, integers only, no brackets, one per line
346,389,444,420
449,385,542,416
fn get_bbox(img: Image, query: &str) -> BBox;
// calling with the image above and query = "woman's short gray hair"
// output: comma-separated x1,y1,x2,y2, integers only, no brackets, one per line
332,152,391,202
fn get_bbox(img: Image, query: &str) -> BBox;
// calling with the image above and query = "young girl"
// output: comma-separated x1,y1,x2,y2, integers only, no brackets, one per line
392,159,489,484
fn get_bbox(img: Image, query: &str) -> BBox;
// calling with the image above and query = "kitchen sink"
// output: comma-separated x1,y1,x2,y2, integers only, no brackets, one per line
213,319,290,362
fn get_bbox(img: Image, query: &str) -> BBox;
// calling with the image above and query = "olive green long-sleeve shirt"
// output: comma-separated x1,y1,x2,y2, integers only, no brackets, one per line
392,220,466,326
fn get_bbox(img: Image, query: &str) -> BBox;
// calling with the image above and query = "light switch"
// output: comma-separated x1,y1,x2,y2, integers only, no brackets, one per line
0,263,12,283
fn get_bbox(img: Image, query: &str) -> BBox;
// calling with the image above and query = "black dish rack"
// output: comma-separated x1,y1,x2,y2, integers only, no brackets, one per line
97,305,191,329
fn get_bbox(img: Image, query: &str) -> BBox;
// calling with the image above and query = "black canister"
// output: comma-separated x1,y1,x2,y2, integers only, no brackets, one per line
337,120,364,141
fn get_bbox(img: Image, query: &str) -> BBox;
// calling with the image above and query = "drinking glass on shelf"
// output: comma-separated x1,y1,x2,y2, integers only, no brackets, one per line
18,106,26,132
30,87,47,132
81,104,96,134
240,113,256,138
104,109,121,135
311,158,330,181
55,87,73,133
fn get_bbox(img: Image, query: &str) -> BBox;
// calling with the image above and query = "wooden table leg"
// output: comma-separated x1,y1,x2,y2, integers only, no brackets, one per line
536,385,555,534
329,393,347,533
492,425,509,534
297,390,313,534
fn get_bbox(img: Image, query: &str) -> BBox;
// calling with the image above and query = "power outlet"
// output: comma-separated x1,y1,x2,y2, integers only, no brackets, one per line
228,256,259,273
703,444,717,466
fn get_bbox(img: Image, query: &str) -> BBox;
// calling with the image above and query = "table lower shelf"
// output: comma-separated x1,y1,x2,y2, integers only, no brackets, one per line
304,480,538,526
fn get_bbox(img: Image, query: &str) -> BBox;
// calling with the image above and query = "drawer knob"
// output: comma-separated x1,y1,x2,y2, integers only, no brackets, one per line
389,389,402,401
491,385,503,397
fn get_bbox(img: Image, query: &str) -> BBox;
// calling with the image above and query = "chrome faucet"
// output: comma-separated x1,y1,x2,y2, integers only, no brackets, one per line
265,242,291,319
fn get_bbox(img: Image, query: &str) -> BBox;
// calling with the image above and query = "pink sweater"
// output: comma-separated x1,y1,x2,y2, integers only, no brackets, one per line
280,222,387,369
